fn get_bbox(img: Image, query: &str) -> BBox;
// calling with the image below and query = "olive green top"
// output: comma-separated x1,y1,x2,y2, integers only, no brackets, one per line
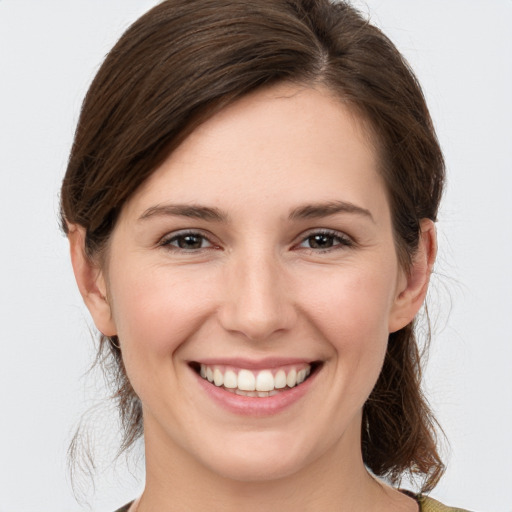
419,495,472,512
115,495,472,511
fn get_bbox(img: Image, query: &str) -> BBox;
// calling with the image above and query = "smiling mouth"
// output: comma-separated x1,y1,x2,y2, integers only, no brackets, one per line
190,362,322,397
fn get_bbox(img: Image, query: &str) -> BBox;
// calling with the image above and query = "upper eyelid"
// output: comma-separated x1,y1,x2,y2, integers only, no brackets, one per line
296,228,353,242
159,228,213,242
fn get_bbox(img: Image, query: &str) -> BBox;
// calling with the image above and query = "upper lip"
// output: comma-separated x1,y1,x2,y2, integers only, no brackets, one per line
189,357,318,370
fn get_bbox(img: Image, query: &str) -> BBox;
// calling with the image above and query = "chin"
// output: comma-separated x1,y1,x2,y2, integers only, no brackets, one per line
205,452,306,483
194,430,323,483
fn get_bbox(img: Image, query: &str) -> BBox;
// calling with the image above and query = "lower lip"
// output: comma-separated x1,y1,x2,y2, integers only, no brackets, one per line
193,367,319,416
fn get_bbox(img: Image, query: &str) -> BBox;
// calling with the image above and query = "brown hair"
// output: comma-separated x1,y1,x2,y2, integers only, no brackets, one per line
61,0,445,492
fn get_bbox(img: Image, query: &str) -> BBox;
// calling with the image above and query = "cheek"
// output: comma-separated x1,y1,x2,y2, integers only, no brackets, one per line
108,264,218,359
297,260,398,340
295,259,398,391
107,265,223,410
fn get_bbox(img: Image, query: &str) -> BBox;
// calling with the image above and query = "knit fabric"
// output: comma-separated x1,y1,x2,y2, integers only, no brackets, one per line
420,495,472,512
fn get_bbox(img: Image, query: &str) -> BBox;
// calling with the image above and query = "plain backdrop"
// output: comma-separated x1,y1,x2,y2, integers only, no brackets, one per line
1,1,511,511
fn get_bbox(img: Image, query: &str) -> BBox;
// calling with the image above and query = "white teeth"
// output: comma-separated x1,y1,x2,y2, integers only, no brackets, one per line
296,369,306,384
213,368,224,387
235,389,257,397
286,369,297,388
198,363,314,395
223,370,238,389
256,370,274,392
237,369,256,391
274,370,287,389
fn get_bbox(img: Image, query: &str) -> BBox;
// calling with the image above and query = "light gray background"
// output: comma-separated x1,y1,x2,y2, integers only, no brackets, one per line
1,1,511,511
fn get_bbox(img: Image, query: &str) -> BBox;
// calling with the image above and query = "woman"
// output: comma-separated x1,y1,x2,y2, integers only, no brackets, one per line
61,0,470,510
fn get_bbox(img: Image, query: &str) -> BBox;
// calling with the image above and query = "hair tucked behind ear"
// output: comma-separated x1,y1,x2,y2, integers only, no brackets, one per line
62,0,445,493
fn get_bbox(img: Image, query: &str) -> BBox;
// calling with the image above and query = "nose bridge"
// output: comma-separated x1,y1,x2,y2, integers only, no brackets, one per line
219,244,294,341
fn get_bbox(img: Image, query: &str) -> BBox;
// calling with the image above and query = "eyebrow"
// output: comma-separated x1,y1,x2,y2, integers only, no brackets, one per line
138,204,228,222
289,200,375,223
138,200,374,224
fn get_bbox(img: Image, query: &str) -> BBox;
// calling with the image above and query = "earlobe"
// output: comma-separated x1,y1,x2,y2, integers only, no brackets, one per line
67,224,117,337
388,219,437,333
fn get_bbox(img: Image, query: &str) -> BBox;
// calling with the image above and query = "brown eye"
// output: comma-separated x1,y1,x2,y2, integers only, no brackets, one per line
176,234,204,249
162,232,213,251
298,230,353,251
307,233,336,249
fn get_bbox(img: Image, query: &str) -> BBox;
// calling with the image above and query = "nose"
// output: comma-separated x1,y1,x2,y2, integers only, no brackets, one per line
218,248,297,342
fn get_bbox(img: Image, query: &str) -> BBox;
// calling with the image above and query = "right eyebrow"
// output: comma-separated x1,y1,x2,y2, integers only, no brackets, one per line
289,200,375,223
138,203,228,222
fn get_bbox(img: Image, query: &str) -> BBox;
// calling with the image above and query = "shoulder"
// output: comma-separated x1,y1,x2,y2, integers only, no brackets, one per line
419,495,474,512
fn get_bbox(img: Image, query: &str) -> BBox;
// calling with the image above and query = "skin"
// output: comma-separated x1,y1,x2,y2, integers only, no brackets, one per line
69,83,436,512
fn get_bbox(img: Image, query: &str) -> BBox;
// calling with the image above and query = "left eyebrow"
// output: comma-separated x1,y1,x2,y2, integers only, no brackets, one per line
289,200,375,223
138,203,228,222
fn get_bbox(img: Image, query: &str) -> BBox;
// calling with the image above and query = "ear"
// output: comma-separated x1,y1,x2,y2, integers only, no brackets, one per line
388,219,437,333
67,224,117,336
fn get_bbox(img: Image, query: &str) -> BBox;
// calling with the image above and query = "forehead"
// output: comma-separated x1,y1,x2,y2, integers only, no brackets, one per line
121,83,387,223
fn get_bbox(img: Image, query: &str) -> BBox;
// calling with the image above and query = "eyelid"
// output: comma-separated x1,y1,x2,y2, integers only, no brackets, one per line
158,229,219,250
294,228,355,250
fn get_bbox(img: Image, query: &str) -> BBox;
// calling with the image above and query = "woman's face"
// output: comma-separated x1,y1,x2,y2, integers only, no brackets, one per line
94,83,416,482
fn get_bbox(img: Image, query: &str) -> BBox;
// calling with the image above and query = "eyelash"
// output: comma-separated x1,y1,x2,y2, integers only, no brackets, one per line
159,229,354,254
296,229,354,252
159,230,217,252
